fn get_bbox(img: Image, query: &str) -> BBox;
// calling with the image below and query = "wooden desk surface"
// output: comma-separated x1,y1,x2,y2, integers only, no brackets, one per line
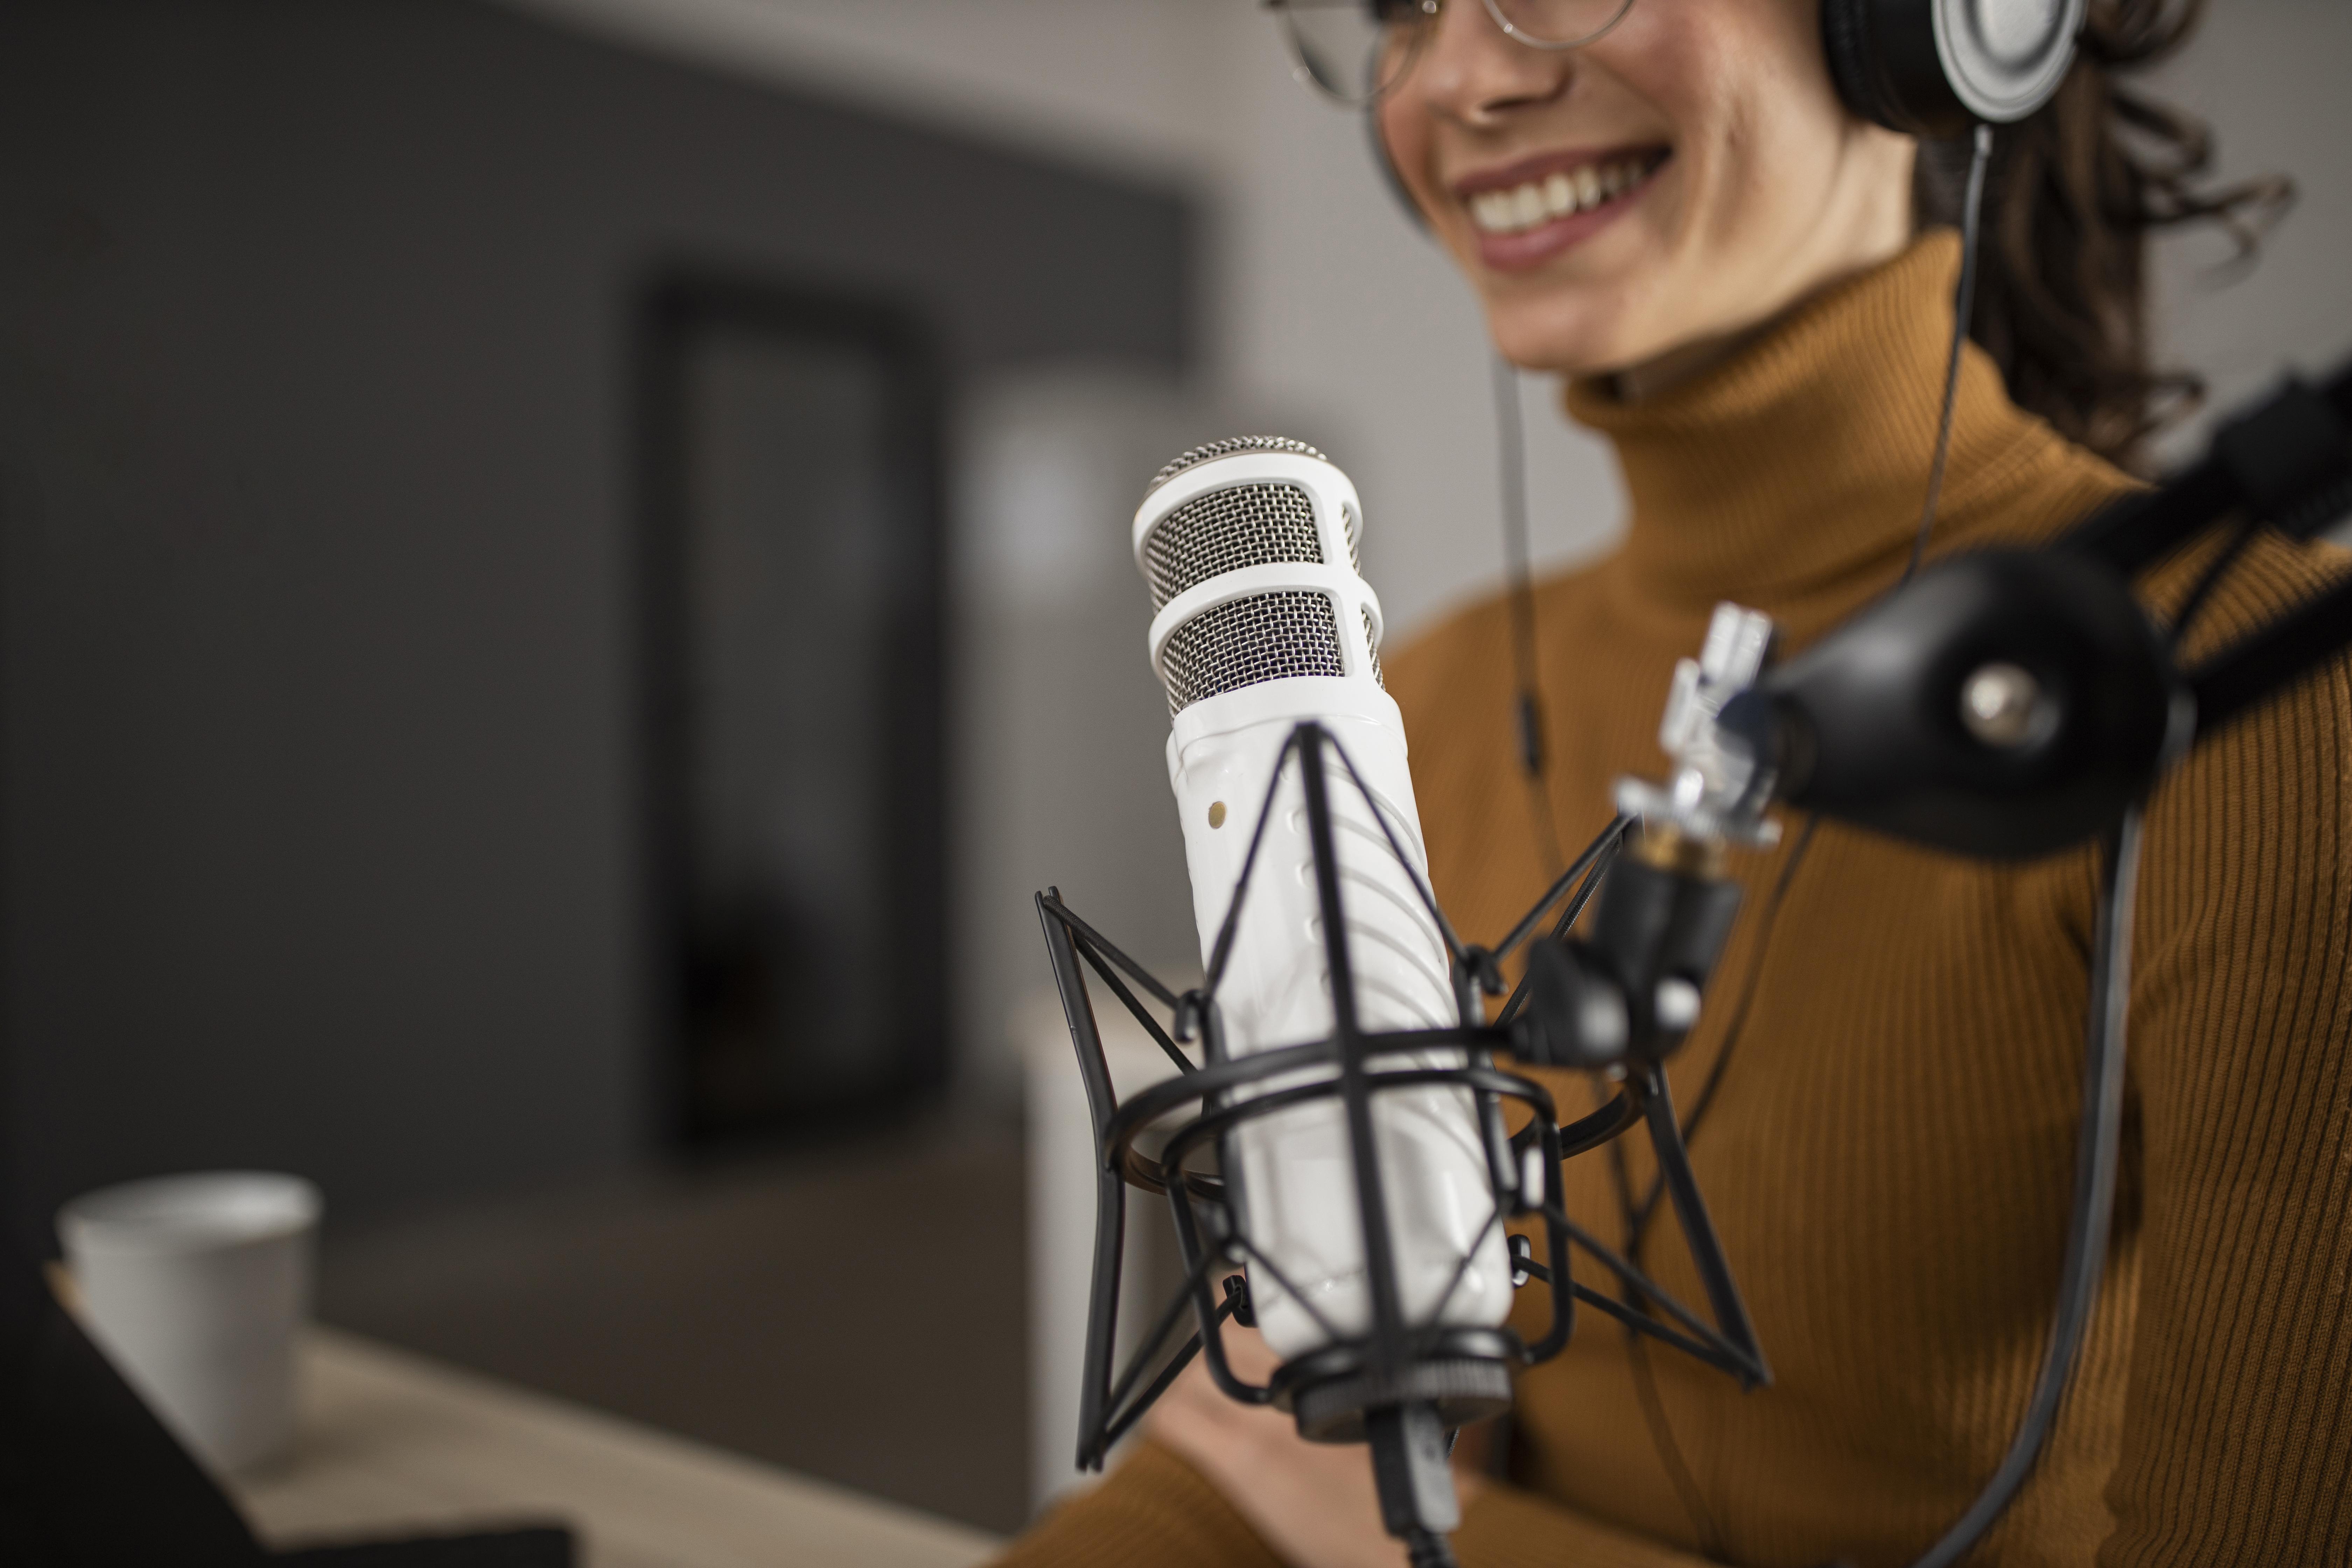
232,1328,1004,1568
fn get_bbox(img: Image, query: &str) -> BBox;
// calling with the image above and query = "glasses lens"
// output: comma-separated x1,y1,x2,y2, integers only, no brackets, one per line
1279,1,1434,107
1485,0,1637,49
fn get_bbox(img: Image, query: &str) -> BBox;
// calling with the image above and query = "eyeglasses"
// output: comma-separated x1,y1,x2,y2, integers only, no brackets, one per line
1267,0,1637,108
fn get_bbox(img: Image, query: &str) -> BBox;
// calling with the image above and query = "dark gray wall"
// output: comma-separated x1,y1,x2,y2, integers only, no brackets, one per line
0,0,1193,1236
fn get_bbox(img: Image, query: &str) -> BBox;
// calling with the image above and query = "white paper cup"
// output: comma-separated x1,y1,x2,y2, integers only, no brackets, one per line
58,1171,322,1473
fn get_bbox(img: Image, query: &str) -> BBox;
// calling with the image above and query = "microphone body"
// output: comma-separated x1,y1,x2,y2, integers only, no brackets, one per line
1132,441,1511,1365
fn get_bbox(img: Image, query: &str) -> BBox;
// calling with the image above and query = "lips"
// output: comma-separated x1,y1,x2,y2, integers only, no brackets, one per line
1451,146,1671,272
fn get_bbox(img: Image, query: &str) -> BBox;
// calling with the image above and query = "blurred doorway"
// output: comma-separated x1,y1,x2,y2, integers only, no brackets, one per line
640,279,947,1143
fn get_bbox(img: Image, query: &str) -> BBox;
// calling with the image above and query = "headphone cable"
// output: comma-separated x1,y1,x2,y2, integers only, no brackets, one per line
1624,124,1996,1253
1494,354,1569,876
1906,122,1997,583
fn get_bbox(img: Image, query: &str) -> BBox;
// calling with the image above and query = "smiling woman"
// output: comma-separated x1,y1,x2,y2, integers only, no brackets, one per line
1376,0,1921,392
1371,0,2280,444
990,2,2351,1567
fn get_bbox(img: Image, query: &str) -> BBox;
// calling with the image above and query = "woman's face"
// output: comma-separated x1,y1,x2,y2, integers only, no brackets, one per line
1376,0,1918,381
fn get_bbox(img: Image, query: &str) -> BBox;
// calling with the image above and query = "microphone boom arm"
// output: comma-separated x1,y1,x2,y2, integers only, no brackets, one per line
1721,356,2352,860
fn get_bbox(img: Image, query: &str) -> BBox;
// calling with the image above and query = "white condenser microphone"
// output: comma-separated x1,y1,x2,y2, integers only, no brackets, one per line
1130,438,1512,1371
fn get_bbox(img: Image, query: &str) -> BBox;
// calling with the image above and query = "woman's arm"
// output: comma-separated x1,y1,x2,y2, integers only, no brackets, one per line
991,1305,1726,1568
1136,1321,1724,1568
983,1437,1287,1568
2098,537,2352,1563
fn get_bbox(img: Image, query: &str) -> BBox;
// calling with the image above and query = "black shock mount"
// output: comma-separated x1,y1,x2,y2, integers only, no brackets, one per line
1035,722,1770,1560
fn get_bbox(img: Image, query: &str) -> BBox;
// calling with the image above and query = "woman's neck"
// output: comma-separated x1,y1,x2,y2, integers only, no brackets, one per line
1609,238,1916,404
1611,320,1776,404
1609,167,1919,404
1562,232,2063,622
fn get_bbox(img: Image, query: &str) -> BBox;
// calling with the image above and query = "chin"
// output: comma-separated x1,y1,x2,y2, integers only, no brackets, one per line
1481,297,1656,380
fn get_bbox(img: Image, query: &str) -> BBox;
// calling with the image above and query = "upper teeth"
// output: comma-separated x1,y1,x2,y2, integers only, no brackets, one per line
1469,156,1656,235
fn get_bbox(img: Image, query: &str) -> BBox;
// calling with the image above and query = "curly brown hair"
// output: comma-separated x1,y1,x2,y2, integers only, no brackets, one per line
1913,0,2293,470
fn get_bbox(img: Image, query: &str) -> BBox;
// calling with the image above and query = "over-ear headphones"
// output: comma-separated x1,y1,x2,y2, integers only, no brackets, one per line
1820,0,2085,139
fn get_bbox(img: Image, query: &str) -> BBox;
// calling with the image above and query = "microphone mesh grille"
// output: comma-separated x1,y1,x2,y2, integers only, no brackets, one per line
1144,482,1322,612
1160,592,1346,714
1146,435,1326,493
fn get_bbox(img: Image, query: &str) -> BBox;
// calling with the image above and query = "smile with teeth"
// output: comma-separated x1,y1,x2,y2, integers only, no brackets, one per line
1467,153,1665,234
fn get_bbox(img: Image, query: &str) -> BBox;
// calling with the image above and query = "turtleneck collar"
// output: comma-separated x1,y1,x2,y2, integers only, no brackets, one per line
1564,232,2064,624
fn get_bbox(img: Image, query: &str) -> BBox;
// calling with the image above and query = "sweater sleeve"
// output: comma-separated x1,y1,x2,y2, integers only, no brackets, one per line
983,1443,1284,1568
986,1443,1721,1568
2098,539,2352,1564
1453,1482,1718,1568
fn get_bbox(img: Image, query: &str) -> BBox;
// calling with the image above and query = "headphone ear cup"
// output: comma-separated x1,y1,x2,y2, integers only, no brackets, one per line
1822,0,2085,140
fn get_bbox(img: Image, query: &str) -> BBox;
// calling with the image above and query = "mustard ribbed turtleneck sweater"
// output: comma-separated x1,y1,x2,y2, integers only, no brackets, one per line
994,236,2352,1567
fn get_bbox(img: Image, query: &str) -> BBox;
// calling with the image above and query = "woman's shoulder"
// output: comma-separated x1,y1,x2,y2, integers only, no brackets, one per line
1934,377,2141,555
2151,528,2352,829
2009,530,2352,954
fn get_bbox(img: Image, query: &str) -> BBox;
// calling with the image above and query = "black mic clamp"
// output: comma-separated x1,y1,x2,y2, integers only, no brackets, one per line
1515,602,1779,1073
1502,603,1781,1395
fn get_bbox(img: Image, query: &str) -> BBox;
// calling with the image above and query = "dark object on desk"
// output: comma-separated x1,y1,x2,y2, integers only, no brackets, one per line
0,1253,573,1567
1,1246,259,1566
276,1530,574,1567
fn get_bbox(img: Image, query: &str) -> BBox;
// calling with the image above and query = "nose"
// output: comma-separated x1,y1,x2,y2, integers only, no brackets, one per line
1414,1,1573,127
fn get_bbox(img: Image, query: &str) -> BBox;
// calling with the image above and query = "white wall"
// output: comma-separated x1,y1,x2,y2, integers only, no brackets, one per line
2149,1,2352,457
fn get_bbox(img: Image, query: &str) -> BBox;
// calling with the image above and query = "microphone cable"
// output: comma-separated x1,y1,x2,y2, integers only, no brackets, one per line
1493,353,1569,878
1906,806,2143,1568
1404,1527,1457,1568
1906,122,1997,584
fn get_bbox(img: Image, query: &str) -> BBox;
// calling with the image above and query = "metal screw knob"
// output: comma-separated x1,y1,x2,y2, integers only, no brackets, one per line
1654,977,1702,1033
1961,662,2042,747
